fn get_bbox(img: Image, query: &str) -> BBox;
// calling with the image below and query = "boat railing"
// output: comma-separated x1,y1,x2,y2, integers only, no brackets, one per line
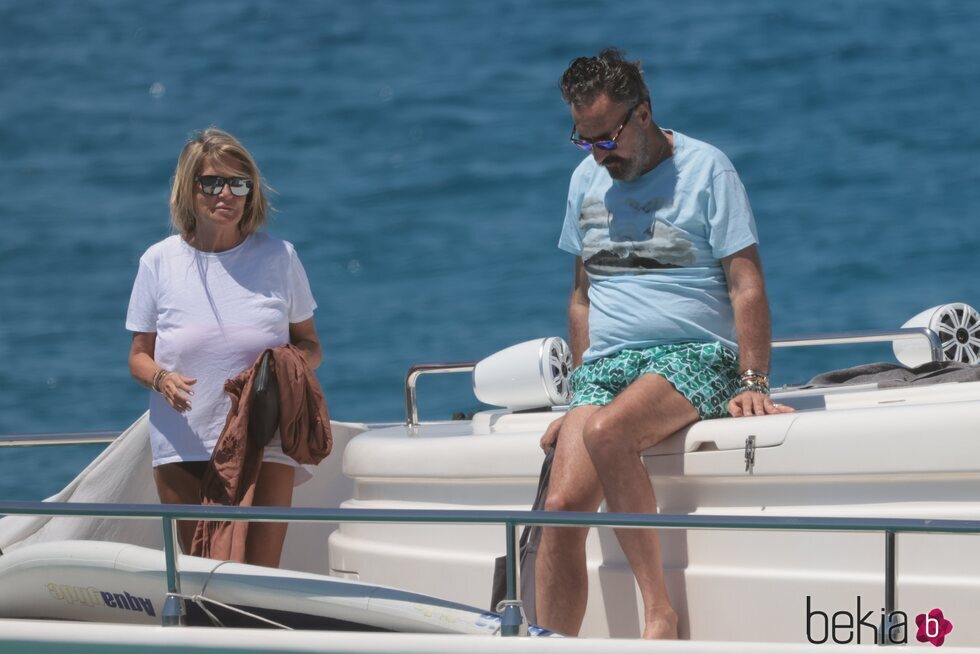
0,430,119,447
404,362,476,429
0,328,942,443
403,327,944,427
1,498,977,642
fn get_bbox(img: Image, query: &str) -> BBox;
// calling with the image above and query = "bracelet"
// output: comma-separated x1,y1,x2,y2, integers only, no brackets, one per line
740,369,769,381
151,369,170,393
739,381,770,395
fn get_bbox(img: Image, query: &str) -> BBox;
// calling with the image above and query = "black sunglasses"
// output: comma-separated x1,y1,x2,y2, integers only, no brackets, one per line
570,102,642,152
195,175,253,197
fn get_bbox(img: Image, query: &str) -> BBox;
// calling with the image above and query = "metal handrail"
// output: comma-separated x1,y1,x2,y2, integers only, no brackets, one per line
772,327,944,361
404,362,475,429
0,330,943,440
0,430,119,447
2,500,978,642
403,328,944,427
5,500,980,532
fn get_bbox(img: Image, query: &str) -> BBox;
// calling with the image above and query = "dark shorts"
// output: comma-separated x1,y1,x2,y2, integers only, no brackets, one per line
569,342,740,419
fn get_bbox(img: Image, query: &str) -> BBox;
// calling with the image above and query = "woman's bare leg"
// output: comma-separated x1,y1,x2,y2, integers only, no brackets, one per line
153,461,206,552
245,462,295,568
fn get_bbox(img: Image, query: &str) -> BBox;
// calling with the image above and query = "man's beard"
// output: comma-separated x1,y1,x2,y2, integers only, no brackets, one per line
601,131,650,182
602,155,642,181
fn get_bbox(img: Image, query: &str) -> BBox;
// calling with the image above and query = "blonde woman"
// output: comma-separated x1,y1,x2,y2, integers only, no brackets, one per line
126,128,322,567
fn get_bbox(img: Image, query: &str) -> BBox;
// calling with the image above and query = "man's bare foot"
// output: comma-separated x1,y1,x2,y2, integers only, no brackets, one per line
642,611,679,639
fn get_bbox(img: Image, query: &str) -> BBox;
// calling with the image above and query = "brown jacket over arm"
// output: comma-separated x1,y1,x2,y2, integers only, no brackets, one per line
191,344,332,561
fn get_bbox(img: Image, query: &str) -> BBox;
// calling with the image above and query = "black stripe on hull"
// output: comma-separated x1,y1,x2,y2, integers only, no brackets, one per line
185,601,393,632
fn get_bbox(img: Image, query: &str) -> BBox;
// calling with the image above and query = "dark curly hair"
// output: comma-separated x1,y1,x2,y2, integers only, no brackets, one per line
560,48,650,109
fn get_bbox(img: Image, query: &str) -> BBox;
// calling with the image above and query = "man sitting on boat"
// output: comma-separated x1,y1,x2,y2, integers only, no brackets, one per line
536,48,792,639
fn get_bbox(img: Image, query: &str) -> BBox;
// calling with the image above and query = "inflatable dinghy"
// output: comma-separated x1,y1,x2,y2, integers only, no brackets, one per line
0,540,555,636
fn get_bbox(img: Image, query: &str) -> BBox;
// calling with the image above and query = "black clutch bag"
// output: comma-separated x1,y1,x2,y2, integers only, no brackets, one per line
248,350,280,450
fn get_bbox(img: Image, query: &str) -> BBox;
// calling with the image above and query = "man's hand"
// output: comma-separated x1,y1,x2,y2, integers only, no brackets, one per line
728,390,794,417
540,415,565,451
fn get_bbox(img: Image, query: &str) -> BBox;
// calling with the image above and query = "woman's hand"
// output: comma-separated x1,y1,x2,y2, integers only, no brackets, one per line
540,415,565,452
728,390,794,417
159,372,197,413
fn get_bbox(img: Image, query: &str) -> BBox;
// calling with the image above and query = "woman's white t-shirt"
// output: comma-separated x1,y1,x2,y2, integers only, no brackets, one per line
126,233,317,467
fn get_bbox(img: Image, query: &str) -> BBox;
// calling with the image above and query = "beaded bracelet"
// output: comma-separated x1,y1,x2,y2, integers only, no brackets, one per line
739,381,770,395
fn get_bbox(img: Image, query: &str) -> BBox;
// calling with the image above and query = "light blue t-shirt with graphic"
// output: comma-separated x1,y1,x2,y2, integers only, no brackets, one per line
559,130,758,362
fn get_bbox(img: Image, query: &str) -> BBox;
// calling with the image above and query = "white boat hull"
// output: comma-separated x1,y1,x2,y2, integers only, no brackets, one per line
331,382,980,644
4,378,980,646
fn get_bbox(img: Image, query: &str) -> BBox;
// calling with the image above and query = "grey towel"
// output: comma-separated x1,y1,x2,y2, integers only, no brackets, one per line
805,361,980,388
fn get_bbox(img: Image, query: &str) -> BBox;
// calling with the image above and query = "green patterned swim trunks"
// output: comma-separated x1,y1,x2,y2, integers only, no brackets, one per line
569,342,740,419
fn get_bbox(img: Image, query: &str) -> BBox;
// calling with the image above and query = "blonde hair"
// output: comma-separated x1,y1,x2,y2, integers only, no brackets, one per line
169,128,270,237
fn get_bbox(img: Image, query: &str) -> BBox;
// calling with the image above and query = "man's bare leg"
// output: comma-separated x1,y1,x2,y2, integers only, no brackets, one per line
582,374,700,639
535,405,602,635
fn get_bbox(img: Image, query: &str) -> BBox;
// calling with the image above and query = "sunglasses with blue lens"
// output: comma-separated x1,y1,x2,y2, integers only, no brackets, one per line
570,102,641,152
195,175,253,197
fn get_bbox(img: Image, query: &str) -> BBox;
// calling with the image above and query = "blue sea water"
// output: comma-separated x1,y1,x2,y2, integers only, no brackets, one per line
1,1,978,501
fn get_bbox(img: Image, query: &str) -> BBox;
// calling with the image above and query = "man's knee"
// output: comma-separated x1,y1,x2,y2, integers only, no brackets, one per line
581,414,622,459
544,487,591,514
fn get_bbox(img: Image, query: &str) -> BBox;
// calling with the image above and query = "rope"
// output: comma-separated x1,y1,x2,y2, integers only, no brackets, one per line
173,591,293,630
174,559,293,630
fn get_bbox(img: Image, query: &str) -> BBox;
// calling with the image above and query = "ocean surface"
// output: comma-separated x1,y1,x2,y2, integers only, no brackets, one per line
1,0,978,501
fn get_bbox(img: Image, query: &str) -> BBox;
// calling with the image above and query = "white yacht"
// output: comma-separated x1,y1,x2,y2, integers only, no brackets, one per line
2,303,980,652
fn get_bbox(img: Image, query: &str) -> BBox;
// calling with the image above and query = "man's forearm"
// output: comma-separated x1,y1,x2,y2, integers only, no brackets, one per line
724,249,794,415
731,286,772,373
568,258,591,367
568,299,590,367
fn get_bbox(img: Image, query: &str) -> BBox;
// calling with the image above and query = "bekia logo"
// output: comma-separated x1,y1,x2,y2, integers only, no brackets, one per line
806,596,953,647
916,609,953,647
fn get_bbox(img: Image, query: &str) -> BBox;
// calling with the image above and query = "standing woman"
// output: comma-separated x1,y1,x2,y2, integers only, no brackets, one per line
126,128,322,567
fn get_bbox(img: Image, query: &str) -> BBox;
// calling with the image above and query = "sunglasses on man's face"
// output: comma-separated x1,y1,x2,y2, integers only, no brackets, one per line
570,103,641,152
195,175,253,197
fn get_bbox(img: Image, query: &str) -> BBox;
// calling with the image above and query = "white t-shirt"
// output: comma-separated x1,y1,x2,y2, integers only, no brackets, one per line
126,233,317,467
